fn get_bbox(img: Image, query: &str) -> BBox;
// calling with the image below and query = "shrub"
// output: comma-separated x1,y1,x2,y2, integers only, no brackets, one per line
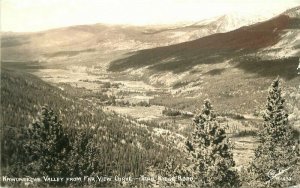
162,108,181,116
136,101,150,107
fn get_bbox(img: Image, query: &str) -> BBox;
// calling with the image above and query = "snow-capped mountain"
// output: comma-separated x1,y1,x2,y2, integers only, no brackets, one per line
144,12,276,44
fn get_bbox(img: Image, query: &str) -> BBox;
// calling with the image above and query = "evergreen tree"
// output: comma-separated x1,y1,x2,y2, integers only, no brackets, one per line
11,106,107,187
23,106,71,179
188,100,239,187
249,77,299,187
159,156,193,187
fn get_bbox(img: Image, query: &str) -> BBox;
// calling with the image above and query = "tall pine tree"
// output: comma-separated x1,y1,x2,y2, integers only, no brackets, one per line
23,106,71,179
249,77,299,187
187,100,239,187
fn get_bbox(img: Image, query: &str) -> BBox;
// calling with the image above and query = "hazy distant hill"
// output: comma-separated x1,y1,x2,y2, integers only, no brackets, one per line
110,15,299,72
1,13,272,65
108,8,300,79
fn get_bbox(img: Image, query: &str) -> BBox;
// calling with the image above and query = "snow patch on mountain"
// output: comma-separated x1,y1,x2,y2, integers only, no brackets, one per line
164,12,278,43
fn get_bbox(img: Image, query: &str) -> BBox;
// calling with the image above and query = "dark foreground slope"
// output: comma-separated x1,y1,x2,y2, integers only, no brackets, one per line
0,66,181,187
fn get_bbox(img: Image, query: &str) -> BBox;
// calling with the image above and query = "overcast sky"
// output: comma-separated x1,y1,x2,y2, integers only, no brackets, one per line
1,0,299,32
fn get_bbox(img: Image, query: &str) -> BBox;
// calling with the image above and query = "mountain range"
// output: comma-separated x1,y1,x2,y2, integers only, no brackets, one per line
1,11,277,64
105,6,299,116
1,6,299,115
109,8,300,75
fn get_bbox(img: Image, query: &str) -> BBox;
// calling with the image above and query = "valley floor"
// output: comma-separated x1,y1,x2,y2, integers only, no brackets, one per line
23,65,262,168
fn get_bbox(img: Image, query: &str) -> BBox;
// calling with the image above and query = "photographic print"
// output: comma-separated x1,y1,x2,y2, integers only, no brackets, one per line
1,0,300,187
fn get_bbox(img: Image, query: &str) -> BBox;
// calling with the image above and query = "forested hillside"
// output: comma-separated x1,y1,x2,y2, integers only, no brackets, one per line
1,67,184,187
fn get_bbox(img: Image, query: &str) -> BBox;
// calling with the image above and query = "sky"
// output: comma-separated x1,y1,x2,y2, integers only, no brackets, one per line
1,0,299,32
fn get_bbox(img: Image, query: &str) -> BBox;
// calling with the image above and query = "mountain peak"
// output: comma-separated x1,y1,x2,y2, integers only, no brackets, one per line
283,6,300,18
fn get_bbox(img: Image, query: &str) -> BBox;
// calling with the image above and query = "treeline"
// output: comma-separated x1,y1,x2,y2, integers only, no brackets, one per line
162,107,194,118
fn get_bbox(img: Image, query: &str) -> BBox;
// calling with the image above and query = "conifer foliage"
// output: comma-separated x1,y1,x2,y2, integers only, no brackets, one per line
188,100,239,187
23,106,71,179
249,77,299,186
